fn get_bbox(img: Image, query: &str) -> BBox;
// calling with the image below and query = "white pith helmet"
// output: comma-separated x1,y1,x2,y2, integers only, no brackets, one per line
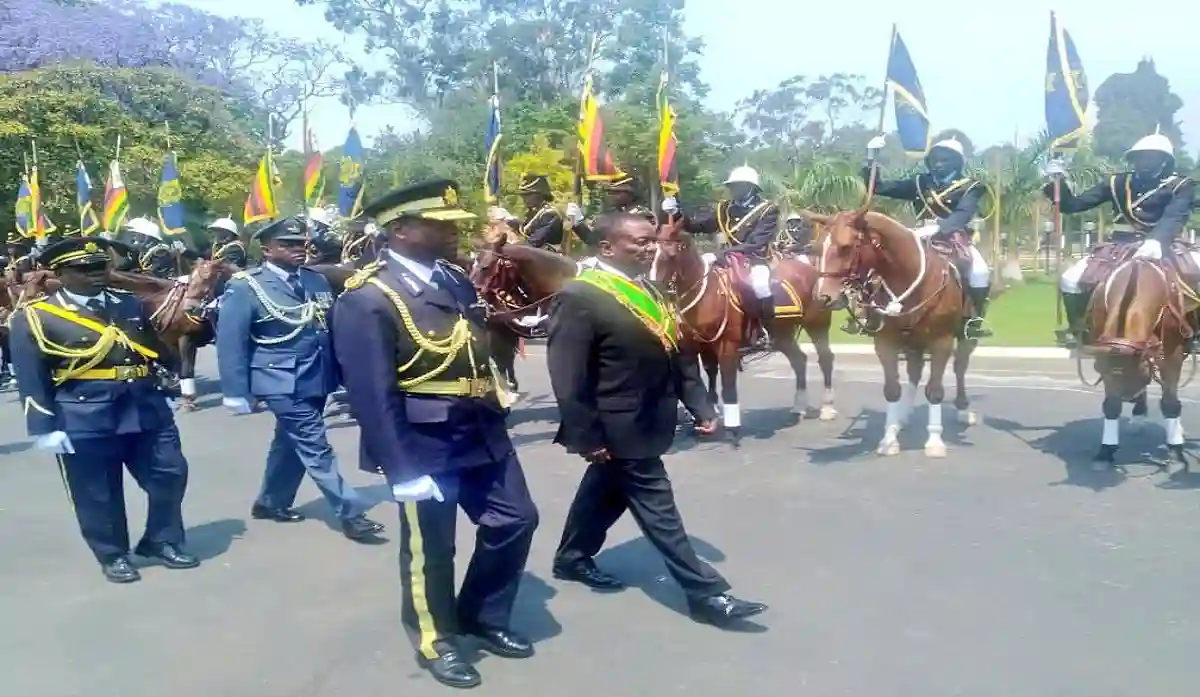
786,212,804,222
928,138,966,159
208,217,239,235
307,207,334,227
126,217,162,240
724,165,761,188
1126,132,1174,159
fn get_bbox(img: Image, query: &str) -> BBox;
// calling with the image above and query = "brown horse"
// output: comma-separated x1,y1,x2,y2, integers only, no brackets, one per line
1082,257,1190,470
470,237,578,396
108,259,233,409
809,210,978,458
653,218,837,445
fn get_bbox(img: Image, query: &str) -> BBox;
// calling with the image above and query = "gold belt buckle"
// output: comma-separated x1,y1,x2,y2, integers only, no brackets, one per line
456,377,488,398
115,365,142,381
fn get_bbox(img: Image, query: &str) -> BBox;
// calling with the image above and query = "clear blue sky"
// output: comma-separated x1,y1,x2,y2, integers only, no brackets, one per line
184,0,1200,156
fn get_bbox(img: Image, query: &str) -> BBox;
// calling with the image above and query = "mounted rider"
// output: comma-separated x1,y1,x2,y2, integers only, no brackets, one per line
305,207,344,265
126,217,186,279
208,217,247,269
571,174,658,269
777,213,814,262
1048,130,1197,349
494,174,565,251
864,135,993,339
663,165,780,349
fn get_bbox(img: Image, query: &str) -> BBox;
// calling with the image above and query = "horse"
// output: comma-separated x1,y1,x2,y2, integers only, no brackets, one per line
808,209,978,458
469,236,578,396
652,218,838,446
1081,256,1192,470
108,259,233,410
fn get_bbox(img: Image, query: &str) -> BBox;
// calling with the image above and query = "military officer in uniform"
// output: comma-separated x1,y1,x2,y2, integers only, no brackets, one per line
216,217,384,541
548,211,766,625
1048,130,1197,348
663,165,780,348
208,217,247,269
863,135,993,338
333,180,539,689
125,217,189,279
777,212,814,262
8,237,198,583
492,173,564,250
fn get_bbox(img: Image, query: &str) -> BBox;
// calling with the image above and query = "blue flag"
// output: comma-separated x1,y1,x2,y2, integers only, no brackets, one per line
886,30,931,156
157,153,186,235
1045,12,1088,152
76,161,101,235
338,127,365,218
484,93,502,203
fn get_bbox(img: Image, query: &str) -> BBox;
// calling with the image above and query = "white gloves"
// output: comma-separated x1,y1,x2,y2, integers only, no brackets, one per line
223,397,253,415
1134,239,1163,260
34,431,75,454
488,206,516,222
700,252,718,265
565,202,584,224
391,475,444,503
171,240,186,252
866,135,887,151
515,313,548,328
661,196,679,214
1042,159,1066,178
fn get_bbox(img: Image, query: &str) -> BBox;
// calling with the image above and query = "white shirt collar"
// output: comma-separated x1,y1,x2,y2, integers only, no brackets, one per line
59,288,107,308
387,249,437,285
262,261,298,281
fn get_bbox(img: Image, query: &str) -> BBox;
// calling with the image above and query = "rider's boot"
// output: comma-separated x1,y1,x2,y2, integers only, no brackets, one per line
751,296,775,350
1186,308,1200,355
964,286,993,339
1056,291,1089,348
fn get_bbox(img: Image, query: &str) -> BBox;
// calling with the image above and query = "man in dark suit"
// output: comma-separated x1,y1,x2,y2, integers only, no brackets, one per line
8,237,198,583
547,212,767,627
216,216,383,541
333,180,539,689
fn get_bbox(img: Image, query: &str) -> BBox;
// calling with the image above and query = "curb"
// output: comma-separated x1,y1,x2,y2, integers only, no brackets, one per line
517,341,1068,360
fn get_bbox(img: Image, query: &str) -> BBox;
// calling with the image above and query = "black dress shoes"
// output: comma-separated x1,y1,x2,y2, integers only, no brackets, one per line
418,648,481,689
250,504,306,523
341,514,385,541
465,626,534,659
552,559,625,591
688,593,768,626
101,557,141,584
134,542,201,569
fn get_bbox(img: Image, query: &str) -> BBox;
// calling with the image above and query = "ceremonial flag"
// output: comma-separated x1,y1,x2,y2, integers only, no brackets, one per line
244,150,279,224
28,166,54,238
578,73,624,181
1045,12,1089,152
337,126,365,218
76,161,101,235
157,152,186,235
484,88,502,203
15,176,33,238
302,115,324,208
885,29,931,156
103,160,129,233
657,68,679,197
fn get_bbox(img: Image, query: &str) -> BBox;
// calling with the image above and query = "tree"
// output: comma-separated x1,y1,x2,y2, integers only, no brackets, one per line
1091,59,1185,161
0,65,261,234
735,73,882,159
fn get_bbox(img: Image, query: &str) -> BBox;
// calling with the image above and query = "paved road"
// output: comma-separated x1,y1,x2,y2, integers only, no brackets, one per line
2,350,1200,697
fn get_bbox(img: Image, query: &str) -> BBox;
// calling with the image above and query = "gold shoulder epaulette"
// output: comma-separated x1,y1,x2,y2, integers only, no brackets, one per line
344,260,383,291
439,260,467,275
232,270,251,281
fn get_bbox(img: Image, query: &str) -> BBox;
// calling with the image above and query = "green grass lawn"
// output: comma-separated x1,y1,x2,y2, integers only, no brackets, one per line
823,276,1062,347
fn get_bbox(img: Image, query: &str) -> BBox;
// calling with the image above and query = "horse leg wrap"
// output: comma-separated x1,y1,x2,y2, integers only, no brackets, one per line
1102,418,1120,446
924,403,946,457
722,403,742,429
792,389,809,416
1165,417,1185,446
180,378,196,397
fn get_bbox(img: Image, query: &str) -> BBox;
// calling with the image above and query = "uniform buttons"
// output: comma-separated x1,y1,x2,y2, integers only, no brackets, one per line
123,358,131,363
126,379,134,383
78,395,86,401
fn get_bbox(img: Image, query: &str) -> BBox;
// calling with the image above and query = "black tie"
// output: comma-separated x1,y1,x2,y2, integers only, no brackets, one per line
286,273,305,299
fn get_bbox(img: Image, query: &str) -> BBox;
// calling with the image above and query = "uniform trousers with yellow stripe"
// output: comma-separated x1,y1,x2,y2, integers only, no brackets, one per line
396,452,538,658
59,426,189,564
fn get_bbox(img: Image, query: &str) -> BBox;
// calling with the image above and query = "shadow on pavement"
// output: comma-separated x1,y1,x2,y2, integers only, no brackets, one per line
295,483,393,542
186,517,248,561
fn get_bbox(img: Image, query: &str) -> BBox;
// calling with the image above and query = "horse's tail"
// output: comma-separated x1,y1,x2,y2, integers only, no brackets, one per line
1093,260,1167,355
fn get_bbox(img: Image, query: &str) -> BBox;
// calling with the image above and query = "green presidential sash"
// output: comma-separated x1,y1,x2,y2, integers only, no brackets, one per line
575,269,678,352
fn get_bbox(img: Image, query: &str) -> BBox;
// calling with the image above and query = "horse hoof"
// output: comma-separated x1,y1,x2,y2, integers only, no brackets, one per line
180,402,198,413
957,410,979,426
818,405,838,421
924,441,947,458
1166,445,1188,473
1091,446,1117,471
876,440,900,456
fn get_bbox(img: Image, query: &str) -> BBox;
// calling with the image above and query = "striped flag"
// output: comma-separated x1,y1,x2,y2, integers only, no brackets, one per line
484,90,502,202
243,151,279,224
76,161,101,235
1045,12,1089,151
15,175,33,238
103,160,129,233
657,68,679,197
578,74,624,181
303,117,325,207
337,127,365,218
157,152,186,235
885,28,932,156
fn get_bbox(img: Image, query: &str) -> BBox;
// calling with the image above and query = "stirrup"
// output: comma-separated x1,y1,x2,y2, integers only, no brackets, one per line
963,317,991,339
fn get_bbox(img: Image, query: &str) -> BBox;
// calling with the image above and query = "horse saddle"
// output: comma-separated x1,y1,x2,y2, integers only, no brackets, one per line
1080,239,1200,290
723,252,764,312
928,231,972,278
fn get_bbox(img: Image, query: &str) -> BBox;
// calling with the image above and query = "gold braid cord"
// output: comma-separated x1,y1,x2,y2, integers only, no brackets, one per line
365,278,473,389
23,304,156,385
232,271,321,344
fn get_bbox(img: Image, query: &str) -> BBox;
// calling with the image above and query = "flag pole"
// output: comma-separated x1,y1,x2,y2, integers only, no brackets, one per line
866,23,896,206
